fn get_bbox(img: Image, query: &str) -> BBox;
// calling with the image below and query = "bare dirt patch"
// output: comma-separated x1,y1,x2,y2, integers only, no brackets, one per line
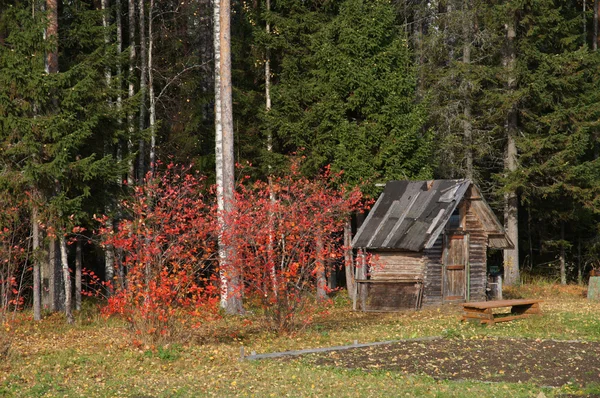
300,337,600,387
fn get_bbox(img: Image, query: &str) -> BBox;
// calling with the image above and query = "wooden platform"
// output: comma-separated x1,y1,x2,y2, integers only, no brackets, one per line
461,299,543,325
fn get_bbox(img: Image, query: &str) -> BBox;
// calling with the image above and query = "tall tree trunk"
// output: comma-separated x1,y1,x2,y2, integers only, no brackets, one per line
32,205,41,321
45,0,58,75
583,0,587,47
148,0,156,176
577,238,582,284
102,0,116,292
116,0,124,176
59,235,74,323
595,1,600,159
214,0,224,308
105,243,115,295
316,235,327,300
127,0,136,185
463,0,473,180
265,0,278,293
138,0,147,181
75,238,82,311
560,222,566,285
344,221,355,300
42,239,56,311
102,0,112,92
215,0,243,314
594,0,598,51
503,14,520,286
43,0,61,312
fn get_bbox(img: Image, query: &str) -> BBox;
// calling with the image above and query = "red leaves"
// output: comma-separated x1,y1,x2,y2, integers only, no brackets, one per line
97,162,367,338
0,194,31,322
222,165,365,332
98,165,220,343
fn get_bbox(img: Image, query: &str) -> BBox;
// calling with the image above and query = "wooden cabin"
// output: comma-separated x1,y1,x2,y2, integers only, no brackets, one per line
351,179,512,311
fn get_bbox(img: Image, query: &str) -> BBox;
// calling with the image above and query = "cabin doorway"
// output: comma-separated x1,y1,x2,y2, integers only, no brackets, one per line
443,234,469,303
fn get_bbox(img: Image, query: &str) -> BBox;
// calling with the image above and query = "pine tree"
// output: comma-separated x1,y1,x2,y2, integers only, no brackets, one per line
268,0,431,194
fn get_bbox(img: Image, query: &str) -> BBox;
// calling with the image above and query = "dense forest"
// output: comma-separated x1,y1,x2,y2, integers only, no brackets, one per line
0,0,599,324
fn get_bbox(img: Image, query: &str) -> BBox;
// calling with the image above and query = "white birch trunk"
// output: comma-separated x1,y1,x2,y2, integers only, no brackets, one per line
32,205,41,321
265,0,278,293
102,0,116,292
75,238,82,311
116,0,124,177
148,0,156,175
59,235,74,324
214,0,226,309
216,0,243,314
138,0,147,181
127,0,136,185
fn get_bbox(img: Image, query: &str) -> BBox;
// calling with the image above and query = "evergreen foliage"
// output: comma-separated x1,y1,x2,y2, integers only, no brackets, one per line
267,0,431,194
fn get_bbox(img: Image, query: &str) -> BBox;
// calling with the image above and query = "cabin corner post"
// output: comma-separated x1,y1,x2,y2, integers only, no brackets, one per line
355,249,367,310
344,221,356,301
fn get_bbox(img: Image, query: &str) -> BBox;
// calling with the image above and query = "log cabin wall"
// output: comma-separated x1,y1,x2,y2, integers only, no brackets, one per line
370,251,426,280
362,250,426,311
421,191,489,306
422,235,443,306
464,196,488,302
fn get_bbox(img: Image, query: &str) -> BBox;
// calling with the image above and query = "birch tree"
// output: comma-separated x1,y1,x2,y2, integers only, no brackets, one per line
215,0,243,314
128,0,136,185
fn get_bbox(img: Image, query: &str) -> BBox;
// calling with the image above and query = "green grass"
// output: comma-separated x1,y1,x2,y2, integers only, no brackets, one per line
1,284,599,397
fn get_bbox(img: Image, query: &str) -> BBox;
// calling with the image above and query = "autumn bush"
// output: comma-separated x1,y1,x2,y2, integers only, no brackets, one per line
99,163,365,339
0,193,31,358
98,165,221,344
0,193,30,325
223,165,364,332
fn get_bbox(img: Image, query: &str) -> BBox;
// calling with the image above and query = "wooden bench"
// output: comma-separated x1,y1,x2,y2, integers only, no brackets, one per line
461,299,543,325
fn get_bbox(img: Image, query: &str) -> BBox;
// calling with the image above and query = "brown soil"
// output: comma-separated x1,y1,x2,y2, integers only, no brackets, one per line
301,338,600,387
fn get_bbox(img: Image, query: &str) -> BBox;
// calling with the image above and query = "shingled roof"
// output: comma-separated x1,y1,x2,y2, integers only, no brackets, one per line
352,179,509,251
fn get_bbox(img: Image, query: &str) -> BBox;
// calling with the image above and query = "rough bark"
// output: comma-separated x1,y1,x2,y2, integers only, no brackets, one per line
214,0,224,308
102,0,112,91
503,16,520,286
594,0,598,51
105,242,115,295
148,0,156,175
316,235,327,300
216,0,244,314
42,239,56,310
75,238,82,311
127,0,136,185
344,221,355,300
59,235,74,323
116,0,123,174
463,0,473,180
45,0,58,74
560,222,566,285
138,0,148,181
101,0,116,290
32,205,41,321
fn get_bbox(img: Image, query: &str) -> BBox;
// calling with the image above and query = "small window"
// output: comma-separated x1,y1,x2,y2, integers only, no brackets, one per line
448,208,461,230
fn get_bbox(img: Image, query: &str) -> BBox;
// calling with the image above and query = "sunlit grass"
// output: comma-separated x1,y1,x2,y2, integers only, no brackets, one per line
1,284,599,397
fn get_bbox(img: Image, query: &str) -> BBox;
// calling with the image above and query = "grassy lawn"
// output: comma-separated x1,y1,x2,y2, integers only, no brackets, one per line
1,284,599,397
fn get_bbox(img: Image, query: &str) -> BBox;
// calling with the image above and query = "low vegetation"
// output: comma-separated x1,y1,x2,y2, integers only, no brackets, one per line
1,284,599,397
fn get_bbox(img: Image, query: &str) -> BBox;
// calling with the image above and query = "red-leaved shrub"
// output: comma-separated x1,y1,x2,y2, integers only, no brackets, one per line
98,165,220,343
